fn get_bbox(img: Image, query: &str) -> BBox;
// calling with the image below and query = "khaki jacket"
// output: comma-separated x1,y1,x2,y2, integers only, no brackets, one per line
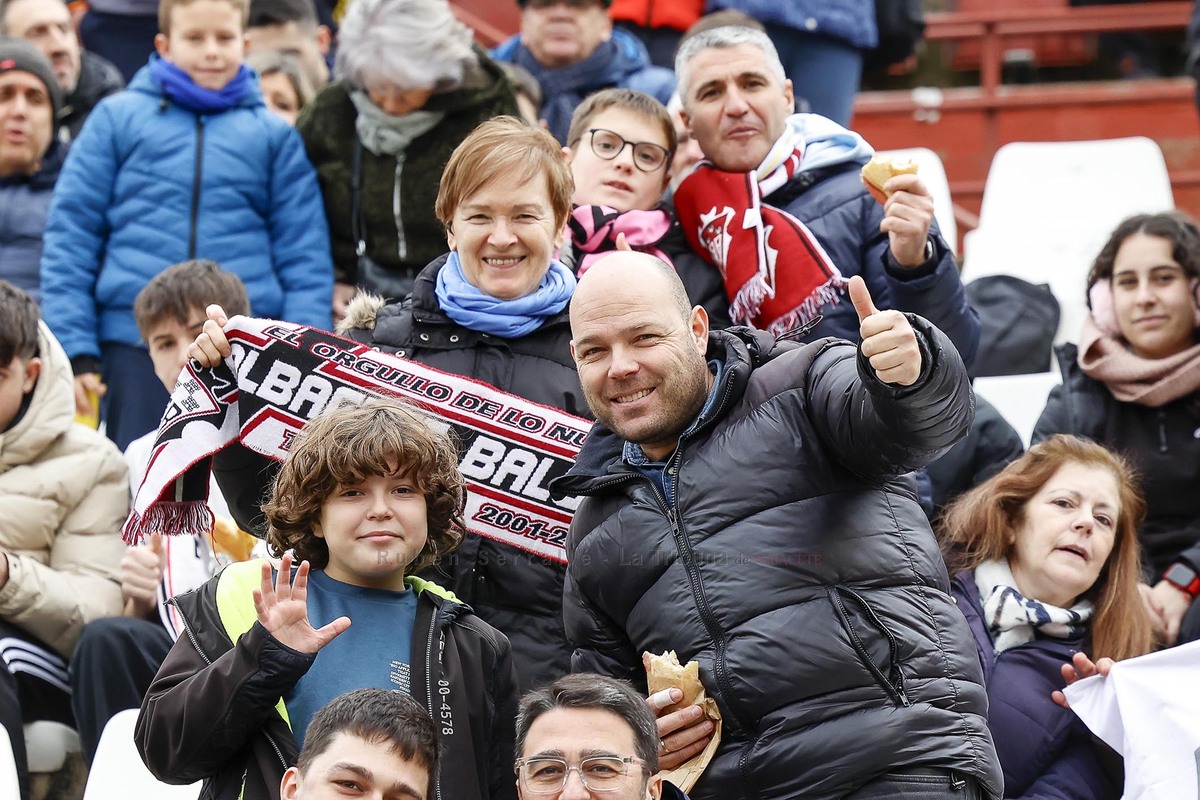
0,322,127,657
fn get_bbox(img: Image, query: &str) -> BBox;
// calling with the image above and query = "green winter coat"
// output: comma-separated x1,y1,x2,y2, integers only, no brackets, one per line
296,48,519,286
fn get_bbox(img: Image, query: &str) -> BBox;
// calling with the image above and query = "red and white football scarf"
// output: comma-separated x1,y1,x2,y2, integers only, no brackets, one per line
673,127,845,336
123,317,589,564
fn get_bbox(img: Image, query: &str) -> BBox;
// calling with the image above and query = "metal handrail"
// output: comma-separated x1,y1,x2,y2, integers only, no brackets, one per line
922,2,1192,95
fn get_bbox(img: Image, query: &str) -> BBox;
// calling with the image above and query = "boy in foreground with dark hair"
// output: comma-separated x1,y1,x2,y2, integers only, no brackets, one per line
136,399,518,800
0,279,127,800
282,687,437,800
69,259,256,765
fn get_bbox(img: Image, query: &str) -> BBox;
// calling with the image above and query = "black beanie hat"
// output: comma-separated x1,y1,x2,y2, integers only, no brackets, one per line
0,38,62,121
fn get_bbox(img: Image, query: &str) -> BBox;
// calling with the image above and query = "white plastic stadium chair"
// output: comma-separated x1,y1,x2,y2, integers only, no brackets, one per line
975,136,1174,233
973,371,1063,448
961,223,1110,345
82,709,201,800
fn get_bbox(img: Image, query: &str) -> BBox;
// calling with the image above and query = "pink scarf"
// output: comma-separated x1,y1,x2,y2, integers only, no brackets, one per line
1078,315,1200,407
569,205,674,276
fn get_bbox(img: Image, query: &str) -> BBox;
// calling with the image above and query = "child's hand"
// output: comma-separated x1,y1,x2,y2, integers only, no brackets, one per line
253,554,350,654
187,304,233,368
73,373,106,417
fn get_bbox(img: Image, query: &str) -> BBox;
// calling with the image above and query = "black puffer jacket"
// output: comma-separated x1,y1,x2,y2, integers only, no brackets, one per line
1034,344,1200,577
551,322,1002,800
343,255,586,692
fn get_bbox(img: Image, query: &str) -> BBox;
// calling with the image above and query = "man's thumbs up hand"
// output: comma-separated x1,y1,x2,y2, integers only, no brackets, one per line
849,276,921,386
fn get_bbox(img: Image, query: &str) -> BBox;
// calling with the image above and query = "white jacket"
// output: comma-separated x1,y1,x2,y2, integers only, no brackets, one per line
0,322,127,657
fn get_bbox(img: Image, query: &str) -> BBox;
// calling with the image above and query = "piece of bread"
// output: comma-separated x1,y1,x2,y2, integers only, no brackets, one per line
860,155,919,204
644,650,705,715
211,517,258,563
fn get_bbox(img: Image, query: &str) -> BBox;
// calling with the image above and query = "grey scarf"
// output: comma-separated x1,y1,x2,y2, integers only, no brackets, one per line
350,90,444,157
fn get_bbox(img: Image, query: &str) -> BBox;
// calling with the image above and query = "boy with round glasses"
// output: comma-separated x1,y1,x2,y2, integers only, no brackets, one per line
561,88,729,327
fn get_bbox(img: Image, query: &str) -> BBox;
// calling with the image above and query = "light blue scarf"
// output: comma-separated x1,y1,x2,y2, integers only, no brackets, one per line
435,252,576,339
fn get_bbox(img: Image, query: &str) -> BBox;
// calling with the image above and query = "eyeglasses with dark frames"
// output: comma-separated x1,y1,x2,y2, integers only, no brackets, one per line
587,128,670,173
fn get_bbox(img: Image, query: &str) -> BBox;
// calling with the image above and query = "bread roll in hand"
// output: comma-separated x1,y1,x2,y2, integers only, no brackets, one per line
861,155,919,204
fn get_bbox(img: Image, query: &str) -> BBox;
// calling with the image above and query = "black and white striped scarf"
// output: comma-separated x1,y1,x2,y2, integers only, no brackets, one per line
975,558,1092,654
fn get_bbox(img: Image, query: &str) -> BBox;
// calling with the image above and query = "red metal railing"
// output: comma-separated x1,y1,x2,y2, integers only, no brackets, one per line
853,2,1200,245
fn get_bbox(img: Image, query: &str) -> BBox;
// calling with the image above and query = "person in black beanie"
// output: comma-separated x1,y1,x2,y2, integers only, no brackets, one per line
0,37,64,303
0,37,61,118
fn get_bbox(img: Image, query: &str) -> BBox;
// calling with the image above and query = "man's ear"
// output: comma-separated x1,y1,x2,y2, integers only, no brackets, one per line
280,766,302,800
316,25,332,56
690,305,709,352
569,340,578,365
21,357,41,394
645,773,663,800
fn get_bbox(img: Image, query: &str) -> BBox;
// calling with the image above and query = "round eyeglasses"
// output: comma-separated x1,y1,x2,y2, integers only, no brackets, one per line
587,128,670,173
515,755,643,793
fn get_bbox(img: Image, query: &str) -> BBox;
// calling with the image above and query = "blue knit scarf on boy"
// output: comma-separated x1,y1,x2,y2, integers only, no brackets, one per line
149,56,254,113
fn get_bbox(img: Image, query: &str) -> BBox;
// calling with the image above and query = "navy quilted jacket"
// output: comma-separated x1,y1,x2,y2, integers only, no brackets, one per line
952,571,1122,800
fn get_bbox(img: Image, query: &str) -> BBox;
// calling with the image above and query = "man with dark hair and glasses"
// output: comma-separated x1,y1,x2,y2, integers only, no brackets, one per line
515,673,688,800
562,87,730,328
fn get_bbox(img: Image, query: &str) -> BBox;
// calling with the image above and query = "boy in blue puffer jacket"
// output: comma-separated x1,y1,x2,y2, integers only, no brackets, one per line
39,0,333,451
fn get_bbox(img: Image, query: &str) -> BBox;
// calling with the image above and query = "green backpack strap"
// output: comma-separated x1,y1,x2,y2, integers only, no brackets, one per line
215,559,292,729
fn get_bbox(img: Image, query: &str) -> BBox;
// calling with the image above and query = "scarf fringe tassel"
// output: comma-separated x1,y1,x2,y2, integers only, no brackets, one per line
123,500,215,545
732,276,847,337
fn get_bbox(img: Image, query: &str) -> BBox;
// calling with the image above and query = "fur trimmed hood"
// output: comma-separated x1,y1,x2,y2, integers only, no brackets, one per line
337,292,386,336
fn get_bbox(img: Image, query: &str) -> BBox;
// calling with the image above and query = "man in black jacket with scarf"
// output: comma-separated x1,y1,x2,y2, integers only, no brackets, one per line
552,252,1002,800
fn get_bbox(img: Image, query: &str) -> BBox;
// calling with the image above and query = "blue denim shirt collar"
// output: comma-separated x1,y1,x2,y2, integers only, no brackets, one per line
622,359,724,467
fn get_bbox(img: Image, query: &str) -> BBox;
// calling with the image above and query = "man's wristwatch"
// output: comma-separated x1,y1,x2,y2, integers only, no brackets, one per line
1163,562,1200,599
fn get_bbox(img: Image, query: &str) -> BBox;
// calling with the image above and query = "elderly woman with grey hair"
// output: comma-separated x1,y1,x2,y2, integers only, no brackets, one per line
296,0,519,322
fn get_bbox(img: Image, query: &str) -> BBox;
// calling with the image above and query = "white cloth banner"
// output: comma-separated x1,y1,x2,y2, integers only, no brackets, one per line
1065,639,1200,799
